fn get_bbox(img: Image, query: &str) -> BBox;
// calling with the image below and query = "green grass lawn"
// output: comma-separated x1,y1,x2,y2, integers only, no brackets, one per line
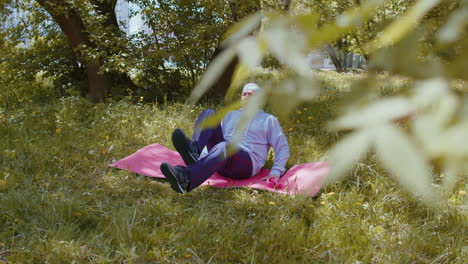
0,73,466,263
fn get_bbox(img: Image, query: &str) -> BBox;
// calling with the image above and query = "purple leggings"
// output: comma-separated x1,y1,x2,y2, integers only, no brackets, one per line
187,109,253,191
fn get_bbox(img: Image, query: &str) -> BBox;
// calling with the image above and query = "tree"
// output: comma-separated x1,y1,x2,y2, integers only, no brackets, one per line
131,0,262,101
132,0,227,99
206,0,263,99
0,0,82,104
34,0,138,102
1,0,289,103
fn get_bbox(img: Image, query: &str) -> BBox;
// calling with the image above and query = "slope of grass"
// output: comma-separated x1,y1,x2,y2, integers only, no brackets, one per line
0,73,466,263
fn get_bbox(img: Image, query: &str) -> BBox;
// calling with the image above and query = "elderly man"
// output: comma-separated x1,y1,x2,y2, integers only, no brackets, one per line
161,83,290,193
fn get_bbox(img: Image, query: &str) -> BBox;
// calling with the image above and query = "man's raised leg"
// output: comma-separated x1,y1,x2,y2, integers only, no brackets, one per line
172,129,199,166
192,109,224,152
186,141,229,191
172,108,223,166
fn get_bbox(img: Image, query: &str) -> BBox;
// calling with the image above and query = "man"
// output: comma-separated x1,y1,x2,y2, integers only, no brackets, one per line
161,83,290,193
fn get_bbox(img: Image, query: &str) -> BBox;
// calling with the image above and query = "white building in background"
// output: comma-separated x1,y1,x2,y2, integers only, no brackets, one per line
2,0,135,44
1,0,151,46
2,6,19,29
308,51,366,70
116,0,152,36
308,51,335,69
115,0,130,35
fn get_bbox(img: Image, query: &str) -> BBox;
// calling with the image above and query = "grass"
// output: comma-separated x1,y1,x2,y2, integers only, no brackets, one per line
0,73,466,263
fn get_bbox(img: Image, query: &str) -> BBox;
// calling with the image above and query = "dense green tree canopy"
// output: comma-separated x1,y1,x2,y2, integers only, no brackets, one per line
0,0,267,103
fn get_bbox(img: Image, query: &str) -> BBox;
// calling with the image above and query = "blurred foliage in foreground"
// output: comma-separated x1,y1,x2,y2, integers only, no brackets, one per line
0,80,466,261
191,0,468,205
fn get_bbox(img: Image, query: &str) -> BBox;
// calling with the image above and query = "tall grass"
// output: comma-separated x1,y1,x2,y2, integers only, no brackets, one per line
0,73,466,263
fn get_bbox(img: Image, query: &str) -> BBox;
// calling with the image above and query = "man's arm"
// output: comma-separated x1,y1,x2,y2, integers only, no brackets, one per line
266,116,290,178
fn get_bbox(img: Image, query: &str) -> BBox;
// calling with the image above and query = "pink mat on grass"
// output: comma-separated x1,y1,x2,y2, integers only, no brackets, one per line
109,144,329,196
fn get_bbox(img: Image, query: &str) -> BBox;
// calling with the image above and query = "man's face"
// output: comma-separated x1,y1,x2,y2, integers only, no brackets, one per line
241,90,256,101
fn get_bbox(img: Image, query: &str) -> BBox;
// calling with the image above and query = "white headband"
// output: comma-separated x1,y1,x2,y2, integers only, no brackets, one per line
242,83,261,94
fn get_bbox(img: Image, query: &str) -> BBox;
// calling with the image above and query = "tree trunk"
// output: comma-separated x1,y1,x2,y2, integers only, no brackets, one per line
84,63,111,102
284,0,292,11
342,53,348,69
201,1,261,101
352,33,370,62
89,0,120,31
37,0,111,102
88,0,137,94
203,47,240,100
37,0,138,102
325,45,344,72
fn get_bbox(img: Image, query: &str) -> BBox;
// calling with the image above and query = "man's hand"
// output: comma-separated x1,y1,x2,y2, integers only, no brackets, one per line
261,175,278,183
261,175,282,189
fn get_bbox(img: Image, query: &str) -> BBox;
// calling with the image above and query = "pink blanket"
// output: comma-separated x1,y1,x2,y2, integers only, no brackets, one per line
109,144,329,196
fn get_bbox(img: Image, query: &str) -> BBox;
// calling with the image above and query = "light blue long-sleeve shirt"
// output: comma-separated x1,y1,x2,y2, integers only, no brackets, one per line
220,109,290,177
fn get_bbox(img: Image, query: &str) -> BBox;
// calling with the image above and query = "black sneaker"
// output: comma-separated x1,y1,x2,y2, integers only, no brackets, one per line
172,128,199,166
160,162,190,194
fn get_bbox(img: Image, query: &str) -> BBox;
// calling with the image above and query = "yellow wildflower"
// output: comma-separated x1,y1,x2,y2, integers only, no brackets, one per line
55,128,61,133
268,201,276,205
73,212,82,217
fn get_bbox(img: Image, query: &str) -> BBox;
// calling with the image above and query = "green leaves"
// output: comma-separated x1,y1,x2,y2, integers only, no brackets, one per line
307,0,386,49
198,100,243,129
326,77,465,204
374,124,434,203
330,97,413,130
263,18,310,74
237,36,264,68
222,13,262,46
437,0,468,43
325,129,374,183
185,0,468,205
326,122,438,204
187,46,237,105
367,0,443,52
225,63,251,101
